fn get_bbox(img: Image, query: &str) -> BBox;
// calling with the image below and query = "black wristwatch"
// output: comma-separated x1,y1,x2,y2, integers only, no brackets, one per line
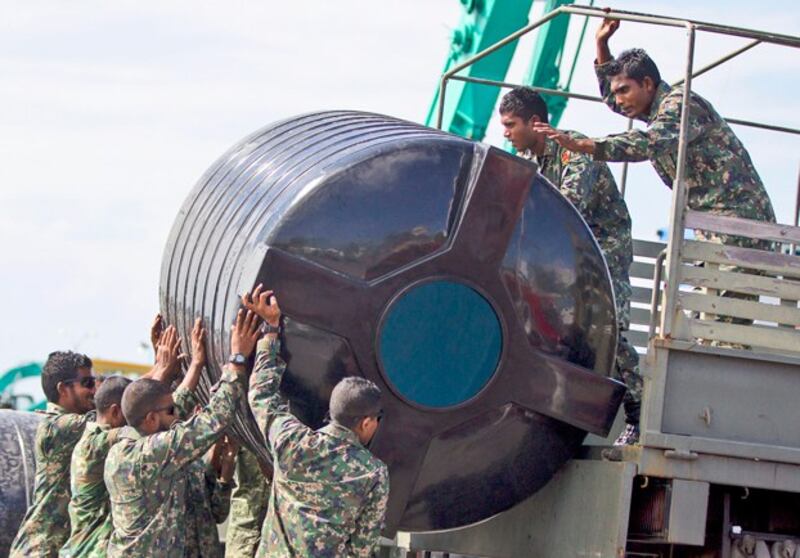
261,322,281,335
228,353,247,366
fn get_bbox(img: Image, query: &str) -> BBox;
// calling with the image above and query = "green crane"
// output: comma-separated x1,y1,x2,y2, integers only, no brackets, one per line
427,0,591,139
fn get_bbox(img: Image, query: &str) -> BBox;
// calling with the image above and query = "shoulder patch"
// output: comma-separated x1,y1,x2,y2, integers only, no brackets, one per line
561,150,571,165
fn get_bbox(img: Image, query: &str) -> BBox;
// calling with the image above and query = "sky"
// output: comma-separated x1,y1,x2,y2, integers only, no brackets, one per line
1,1,798,379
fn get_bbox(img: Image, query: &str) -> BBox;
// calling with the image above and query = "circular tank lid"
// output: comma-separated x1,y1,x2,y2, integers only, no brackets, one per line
378,280,502,408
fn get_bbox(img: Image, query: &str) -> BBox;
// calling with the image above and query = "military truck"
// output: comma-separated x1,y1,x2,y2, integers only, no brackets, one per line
387,5,800,558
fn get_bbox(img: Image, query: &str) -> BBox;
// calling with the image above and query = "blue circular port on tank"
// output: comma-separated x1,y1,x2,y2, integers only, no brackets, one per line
378,280,502,408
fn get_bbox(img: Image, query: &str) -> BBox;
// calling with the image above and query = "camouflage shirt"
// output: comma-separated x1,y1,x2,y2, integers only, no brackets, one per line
249,337,390,558
523,136,633,328
104,373,243,558
593,60,775,225
224,447,270,558
9,403,93,558
58,422,122,558
184,458,232,558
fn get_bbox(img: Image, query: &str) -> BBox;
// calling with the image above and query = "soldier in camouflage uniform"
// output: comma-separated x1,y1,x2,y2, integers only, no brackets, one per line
59,322,201,557
536,19,776,336
536,17,776,230
224,447,270,558
104,312,259,558
59,376,131,558
242,285,390,557
184,436,237,558
499,87,642,445
10,351,97,558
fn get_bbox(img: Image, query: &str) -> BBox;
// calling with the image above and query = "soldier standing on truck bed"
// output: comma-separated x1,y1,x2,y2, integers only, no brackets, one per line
534,16,777,333
499,87,642,446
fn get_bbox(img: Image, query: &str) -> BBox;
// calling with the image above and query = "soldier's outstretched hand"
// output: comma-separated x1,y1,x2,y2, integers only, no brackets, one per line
532,123,585,153
242,284,281,327
231,309,261,358
190,318,207,368
146,324,183,382
150,313,164,357
213,435,239,483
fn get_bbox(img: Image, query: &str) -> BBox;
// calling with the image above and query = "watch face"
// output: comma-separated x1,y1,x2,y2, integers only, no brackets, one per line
230,354,246,364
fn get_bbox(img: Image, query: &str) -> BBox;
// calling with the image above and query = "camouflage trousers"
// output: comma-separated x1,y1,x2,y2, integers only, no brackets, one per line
224,448,270,558
616,333,642,425
607,244,643,426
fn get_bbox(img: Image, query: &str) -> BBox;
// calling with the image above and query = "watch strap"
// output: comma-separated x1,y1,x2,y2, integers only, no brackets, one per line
228,353,247,365
261,322,281,334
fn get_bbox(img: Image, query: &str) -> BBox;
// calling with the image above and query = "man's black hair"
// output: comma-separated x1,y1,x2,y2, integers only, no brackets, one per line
607,48,661,86
41,351,93,404
329,377,382,430
121,378,172,428
94,376,132,413
498,87,549,123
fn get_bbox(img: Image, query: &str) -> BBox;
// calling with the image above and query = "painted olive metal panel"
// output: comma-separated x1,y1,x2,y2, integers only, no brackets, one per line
160,111,624,532
0,410,41,557
661,347,800,448
632,443,800,494
668,479,709,546
400,460,636,558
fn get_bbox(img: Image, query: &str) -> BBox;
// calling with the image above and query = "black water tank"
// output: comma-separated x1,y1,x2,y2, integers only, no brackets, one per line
0,409,41,556
160,111,624,532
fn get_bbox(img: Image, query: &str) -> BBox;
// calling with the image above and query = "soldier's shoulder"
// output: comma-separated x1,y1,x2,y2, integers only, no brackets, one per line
357,446,389,479
558,131,594,167
656,85,687,114
51,409,92,433
105,431,137,462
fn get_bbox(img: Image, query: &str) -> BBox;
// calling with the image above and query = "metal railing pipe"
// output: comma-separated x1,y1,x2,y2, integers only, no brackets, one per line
660,23,697,339
448,75,603,103
672,39,761,87
562,5,800,49
724,118,800,136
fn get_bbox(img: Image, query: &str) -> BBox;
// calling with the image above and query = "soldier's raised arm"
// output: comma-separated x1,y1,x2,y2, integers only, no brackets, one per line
132,310,259,476
241,285,292,446
172,318,208,419
595,16,626,115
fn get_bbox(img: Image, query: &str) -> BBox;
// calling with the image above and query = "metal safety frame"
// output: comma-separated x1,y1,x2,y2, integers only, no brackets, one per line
434,4,800,342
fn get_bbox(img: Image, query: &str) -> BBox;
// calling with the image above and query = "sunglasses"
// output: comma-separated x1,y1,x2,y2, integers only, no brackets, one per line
64,376,97,389
152,404,175,416
375,409,385,423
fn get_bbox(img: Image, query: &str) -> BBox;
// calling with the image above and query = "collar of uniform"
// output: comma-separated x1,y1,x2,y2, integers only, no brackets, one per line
645,81,671,124
320,421,362,446
88,421,114,432
43,401,67,415
540,137,560,163
117,425,143,442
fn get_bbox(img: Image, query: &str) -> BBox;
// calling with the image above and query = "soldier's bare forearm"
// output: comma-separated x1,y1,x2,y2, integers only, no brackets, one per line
574,137,596,155
179,362,204,393
596,39,612,65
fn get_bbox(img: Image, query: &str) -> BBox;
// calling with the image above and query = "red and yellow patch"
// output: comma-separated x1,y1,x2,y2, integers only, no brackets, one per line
561,150,571,165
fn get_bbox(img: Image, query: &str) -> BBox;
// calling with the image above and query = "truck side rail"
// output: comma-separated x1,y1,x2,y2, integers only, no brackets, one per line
660,212,800,354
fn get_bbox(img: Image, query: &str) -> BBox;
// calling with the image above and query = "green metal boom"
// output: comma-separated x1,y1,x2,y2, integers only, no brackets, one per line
426,0,586,139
